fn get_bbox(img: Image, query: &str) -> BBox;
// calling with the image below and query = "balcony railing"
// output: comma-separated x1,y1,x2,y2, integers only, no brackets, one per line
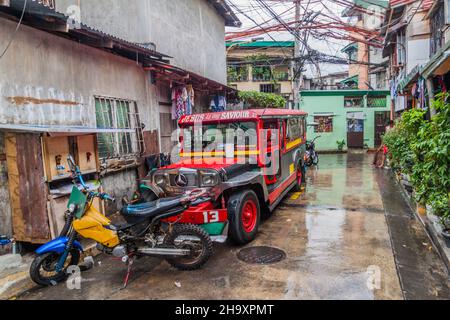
252,72,290,82
227,74,248,82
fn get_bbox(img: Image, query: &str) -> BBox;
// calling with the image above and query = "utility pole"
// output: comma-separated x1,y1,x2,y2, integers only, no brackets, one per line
292,0,302,110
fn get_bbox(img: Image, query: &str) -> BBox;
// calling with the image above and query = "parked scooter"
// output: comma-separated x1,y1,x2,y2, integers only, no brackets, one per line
30,155,213,287
305,136,321,167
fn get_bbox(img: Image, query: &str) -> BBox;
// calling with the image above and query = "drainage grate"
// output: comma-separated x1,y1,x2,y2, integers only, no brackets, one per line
237,246,286,265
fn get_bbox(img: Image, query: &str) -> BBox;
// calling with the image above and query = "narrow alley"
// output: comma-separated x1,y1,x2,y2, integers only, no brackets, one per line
17,154,449,300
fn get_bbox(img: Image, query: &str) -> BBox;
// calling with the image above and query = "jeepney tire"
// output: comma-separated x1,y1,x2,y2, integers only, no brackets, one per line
228,190,261,245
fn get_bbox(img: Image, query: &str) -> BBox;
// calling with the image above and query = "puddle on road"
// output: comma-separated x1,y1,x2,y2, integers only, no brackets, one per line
280,153,400,300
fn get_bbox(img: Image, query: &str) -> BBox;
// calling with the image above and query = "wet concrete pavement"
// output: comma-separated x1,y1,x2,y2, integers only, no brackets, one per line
376,170,450,299
17,153,449,300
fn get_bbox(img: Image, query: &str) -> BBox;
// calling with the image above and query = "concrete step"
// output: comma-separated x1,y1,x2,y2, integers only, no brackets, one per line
0,254,35,300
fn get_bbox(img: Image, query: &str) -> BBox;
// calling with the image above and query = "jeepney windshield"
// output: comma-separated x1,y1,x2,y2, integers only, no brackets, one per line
181,121,258,157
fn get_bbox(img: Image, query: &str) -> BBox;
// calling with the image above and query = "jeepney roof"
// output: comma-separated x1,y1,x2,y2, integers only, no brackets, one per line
179,109,308,125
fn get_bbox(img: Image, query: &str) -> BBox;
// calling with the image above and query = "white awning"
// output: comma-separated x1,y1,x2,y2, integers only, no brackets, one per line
313,113,335,117
346,112,365,120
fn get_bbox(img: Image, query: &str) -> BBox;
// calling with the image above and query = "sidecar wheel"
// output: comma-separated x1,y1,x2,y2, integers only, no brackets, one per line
30,250,80,286
164,224,213,271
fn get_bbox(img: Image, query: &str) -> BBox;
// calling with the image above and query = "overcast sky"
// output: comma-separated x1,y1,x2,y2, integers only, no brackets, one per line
225,0,350,77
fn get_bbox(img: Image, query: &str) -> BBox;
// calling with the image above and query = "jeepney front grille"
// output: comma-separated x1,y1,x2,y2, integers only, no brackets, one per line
168,173,199,187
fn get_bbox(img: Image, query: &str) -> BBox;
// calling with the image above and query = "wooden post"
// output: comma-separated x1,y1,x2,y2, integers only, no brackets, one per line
426,78,436,117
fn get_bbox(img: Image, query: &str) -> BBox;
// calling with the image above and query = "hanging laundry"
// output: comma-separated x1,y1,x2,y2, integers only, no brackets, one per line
438,75,447,93
171,88,178,120
186,85,194,115
413,78,427,110
210,95,226,112
171,86,189,120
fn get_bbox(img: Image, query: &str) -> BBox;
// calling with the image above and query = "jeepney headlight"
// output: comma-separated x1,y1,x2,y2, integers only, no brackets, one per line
200,170,220,187
153,173,168,187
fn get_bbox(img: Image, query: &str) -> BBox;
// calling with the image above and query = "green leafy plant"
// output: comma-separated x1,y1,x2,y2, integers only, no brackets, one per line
238,91,286,109
336,140,346,151
383,93,450,223
227,65,248,82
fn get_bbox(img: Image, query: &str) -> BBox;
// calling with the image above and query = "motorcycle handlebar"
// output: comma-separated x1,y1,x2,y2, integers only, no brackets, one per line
101,193,116,203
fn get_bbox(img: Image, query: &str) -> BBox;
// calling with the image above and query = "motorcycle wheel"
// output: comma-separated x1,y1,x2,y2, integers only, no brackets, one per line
313,154,319,165
30,250,80,286
164,224,213,271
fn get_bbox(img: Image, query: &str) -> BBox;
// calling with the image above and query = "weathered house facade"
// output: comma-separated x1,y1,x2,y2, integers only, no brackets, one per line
300,90,391,151
341,0,389,90
0,0,240,244
380,0,449,118
226,41,297,108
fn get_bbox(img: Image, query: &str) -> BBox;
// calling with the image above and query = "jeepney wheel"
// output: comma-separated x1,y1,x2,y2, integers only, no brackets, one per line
293,161,306,192
228,190,260,245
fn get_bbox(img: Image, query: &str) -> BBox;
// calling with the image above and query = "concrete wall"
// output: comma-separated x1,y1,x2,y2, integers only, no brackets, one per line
101,169,138,213
0,19,158,132
300,93,390,151
56,0,227,84
0,19,161,221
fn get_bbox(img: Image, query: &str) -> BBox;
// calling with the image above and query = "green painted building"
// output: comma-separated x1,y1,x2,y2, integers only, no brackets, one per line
299,90,391,151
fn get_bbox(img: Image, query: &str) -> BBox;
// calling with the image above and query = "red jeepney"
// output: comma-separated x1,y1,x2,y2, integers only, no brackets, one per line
145,109,308,244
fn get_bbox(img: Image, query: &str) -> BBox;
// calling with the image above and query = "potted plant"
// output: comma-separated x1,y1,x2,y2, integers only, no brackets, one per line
336,140,345,151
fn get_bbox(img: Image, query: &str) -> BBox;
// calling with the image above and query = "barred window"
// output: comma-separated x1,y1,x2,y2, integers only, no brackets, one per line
314,116,333,133
95,97,143,159
344,96,363,108
367,96,387,108
260,83,281,94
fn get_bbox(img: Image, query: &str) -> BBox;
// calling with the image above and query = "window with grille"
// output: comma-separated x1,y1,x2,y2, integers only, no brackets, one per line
367,96,387,108
260,83,281,94
430,3,445,56
314,116,333,133
95,97,143,159
344,96,363,108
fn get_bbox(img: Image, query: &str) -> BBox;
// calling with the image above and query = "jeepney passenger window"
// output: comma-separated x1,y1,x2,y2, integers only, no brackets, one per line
286,118,301,143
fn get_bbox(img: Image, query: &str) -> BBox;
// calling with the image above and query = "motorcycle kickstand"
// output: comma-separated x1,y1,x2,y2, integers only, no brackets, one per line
121,255,135,289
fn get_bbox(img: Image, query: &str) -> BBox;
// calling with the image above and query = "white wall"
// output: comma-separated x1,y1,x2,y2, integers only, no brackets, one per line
56,0,227,84
407,39,431,74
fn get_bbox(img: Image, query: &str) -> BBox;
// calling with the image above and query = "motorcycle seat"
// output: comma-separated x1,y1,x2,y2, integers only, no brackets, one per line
120,197,184,219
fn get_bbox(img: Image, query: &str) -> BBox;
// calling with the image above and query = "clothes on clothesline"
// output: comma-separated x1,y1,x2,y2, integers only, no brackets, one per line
411,78,427,110
171,85,195,120
210,95,227,112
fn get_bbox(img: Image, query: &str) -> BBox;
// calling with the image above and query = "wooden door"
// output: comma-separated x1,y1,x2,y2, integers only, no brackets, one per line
347,119,364,148
374,111,390,147
6,133,50,243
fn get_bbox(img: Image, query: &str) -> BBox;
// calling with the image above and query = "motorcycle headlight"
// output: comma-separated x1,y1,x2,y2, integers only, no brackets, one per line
153,173,168,187
200,170,219,187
